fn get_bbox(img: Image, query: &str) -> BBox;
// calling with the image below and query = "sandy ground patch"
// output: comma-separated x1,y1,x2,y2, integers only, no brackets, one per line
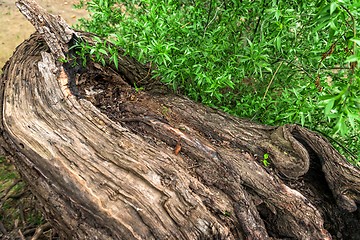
0,0,88,71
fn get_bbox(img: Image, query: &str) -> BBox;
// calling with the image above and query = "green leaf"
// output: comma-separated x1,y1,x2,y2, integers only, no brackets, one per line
98,48,108,56
348,113,356,129
348,112,360,127
350,38,360,46
325,98,335,115
314,16,331,31
345,55,359,63
262,159,270,167
334,114,348,136
93,36,102,42
330,2,338,15
300,112,305,126
330,20,338,30
113,55,119,69
276,36,281,51
320,94,337,101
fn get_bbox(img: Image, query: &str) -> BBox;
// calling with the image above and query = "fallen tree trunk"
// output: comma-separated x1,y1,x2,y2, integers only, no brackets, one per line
0,0,359,239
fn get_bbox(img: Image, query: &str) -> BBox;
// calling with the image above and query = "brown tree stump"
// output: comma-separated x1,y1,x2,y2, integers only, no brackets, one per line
0,0,359,239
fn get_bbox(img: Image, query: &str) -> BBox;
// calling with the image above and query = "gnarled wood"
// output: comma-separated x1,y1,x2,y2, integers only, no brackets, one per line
0,0,359,239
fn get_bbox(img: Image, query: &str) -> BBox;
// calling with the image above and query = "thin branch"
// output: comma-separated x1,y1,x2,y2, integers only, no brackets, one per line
203,3,224,37
271,57,314,80
340,5,356,43
0,221,7,234
251,1,267,42
340,5,357,81
205,0,213,30
319,67,350,70
18,229,26,240
23,227,37,236
30,222,52,240
19,203,25,227
322,132,358,161
262,61,283,101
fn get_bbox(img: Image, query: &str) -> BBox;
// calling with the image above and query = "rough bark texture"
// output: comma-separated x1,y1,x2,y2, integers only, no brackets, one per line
0,0,360,239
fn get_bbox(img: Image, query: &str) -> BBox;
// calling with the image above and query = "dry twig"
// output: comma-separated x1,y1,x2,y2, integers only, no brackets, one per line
18,229,26,240
31,222,52,240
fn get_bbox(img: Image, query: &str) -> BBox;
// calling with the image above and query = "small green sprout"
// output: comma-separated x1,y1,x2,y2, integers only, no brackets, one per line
223,210,231,217
133,82,144,92
58,57,69,63
262,153,270,167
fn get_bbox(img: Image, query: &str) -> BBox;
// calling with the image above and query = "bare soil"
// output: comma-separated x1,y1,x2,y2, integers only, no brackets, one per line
0,0,87,71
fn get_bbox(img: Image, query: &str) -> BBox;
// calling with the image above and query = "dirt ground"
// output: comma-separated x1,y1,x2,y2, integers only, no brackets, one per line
0,0,88,71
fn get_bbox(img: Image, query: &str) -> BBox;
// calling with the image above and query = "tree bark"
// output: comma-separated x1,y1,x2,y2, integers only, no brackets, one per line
0,0,359,239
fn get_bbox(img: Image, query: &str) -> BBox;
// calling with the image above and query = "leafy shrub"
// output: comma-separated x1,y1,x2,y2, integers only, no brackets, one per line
73,0,360,165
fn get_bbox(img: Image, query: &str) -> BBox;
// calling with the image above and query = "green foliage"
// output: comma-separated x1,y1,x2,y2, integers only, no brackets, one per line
320,76,360,135
262,153,270,167
67,35,119,69
74,0,360,165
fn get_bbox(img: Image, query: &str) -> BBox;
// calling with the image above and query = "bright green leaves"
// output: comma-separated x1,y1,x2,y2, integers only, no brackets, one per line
345,38,360,65
330,2,338,15
312,0,360,139
69,36,120,70
109,47,119,70
262,153,270,167
320,80,360,136
147,40,178,68
74,0,360,165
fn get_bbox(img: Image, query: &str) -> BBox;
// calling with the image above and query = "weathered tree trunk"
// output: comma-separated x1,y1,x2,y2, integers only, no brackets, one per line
1,0,359,239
